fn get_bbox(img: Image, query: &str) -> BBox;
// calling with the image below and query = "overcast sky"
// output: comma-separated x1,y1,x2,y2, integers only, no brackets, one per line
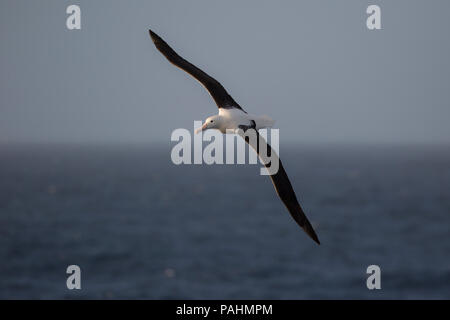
1,0,449,145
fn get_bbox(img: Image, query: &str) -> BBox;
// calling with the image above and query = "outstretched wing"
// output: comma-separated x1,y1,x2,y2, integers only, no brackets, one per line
240,130,320,245
149,29,245,112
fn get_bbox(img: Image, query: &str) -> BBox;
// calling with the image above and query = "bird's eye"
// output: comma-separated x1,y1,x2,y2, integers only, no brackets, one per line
210,120,213,123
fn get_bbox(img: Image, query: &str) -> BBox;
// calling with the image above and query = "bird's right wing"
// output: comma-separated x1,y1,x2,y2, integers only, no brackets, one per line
149,30,245,112
239,130,320,244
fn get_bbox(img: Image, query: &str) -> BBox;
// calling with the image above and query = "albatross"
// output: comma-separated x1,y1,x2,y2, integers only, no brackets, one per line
148,29,320,245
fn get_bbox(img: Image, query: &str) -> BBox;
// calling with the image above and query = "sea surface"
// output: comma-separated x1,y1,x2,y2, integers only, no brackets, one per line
0,143,449,299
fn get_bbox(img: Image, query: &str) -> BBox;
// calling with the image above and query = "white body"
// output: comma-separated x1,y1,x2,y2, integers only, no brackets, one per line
195,108,275,134
219,109,275,131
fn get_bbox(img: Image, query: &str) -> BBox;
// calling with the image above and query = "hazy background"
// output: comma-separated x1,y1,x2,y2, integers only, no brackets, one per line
1,0,450,300
1,0,450,145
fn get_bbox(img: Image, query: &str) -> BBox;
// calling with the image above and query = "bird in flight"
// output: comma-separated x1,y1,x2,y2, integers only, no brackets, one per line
148,29,320,245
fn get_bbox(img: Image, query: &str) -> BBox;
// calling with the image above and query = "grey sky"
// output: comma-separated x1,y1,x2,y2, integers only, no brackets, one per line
1,0,449,144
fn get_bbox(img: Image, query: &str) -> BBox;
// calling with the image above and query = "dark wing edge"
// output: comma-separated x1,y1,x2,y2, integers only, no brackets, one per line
148,29,245,112
242,131,320,245
270,159,321,245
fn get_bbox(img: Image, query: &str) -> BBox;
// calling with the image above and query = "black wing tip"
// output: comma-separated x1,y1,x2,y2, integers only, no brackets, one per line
302,220,321,245
311,233,321,245
306,229,321,245
148,29,159,42
148,29,166,47
148,29,173,56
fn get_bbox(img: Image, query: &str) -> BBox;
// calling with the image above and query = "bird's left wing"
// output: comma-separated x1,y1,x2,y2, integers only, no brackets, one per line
149,29,245,112
239,130,320,245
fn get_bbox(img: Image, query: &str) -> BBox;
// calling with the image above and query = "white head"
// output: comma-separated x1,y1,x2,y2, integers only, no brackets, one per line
195,115,223,134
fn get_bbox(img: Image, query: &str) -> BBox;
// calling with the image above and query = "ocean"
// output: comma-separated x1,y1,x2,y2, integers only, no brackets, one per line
0,143,449,299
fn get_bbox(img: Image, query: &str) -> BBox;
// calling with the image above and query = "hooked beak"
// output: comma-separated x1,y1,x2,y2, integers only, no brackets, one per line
195,122,208,134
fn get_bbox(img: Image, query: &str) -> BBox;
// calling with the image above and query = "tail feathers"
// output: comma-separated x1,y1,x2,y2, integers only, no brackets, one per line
256,115,275,129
